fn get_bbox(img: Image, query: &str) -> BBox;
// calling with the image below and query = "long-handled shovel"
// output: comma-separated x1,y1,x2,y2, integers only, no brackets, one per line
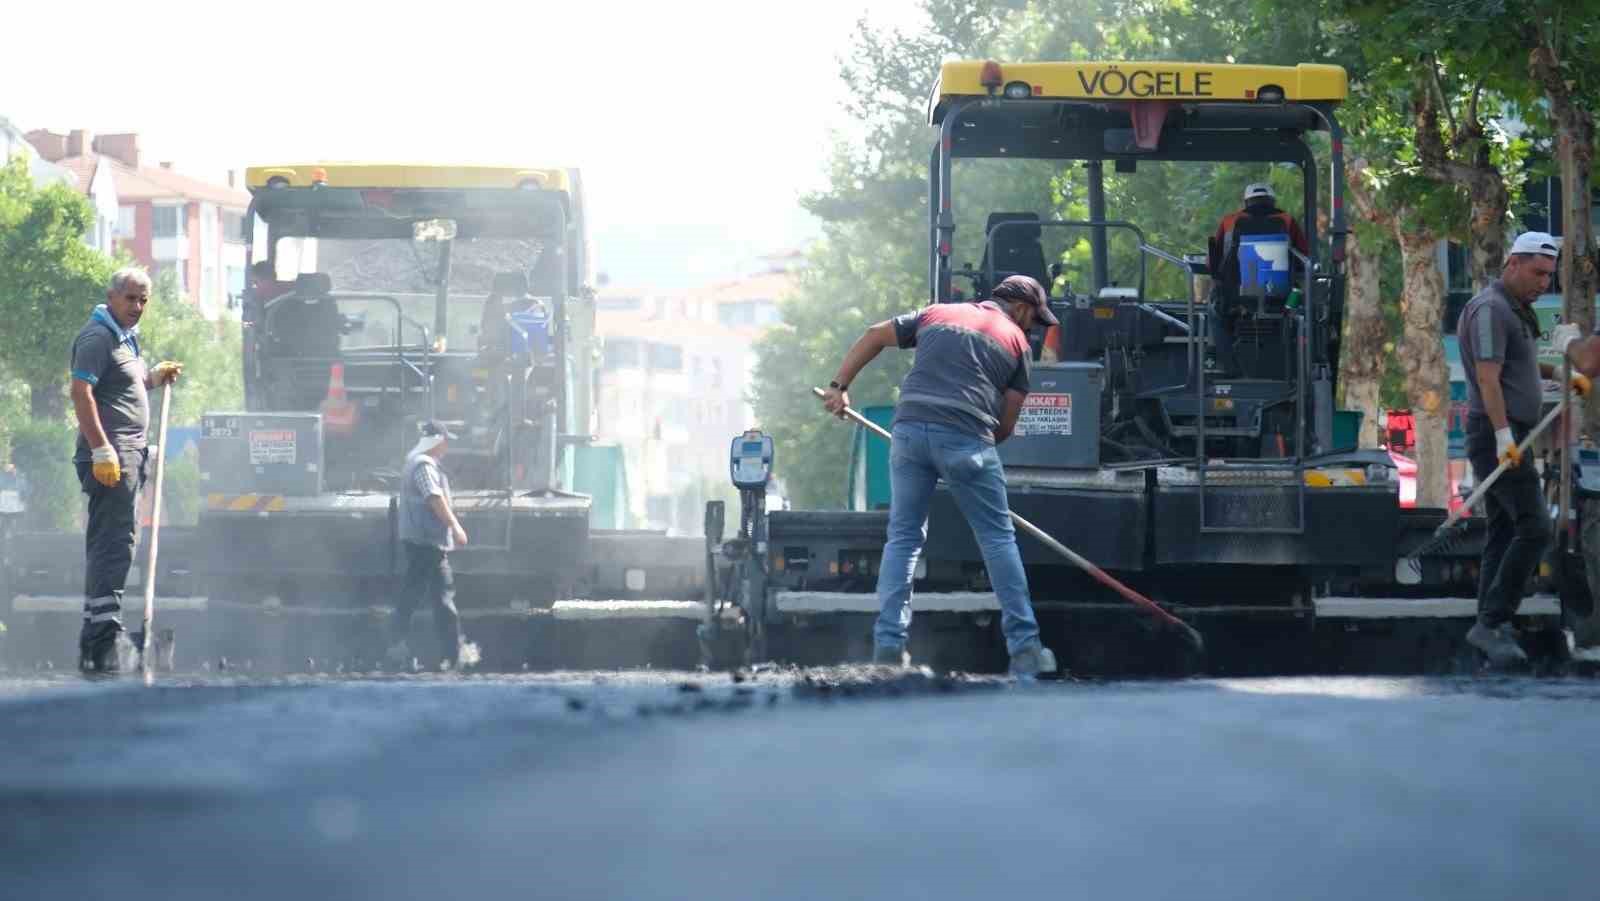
812,388,1205,654
133,381,174,673
1554,360,1593,619
1405,396,1573,559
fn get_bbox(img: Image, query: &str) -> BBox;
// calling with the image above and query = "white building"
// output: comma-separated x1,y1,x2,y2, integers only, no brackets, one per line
594,290,755,534
1,114,73,189
592,253,802,534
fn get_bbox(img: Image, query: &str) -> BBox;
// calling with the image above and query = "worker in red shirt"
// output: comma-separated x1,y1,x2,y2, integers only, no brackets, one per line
1207,183,1309,375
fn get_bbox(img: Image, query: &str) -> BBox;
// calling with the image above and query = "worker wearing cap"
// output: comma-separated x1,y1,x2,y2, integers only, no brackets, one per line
69,267,183,672
819,275,1060,678
1459,231,1590,665
389,420,470,670
1207,183,1309,375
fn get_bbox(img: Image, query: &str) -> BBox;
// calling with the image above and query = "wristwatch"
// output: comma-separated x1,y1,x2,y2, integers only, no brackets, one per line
829,380,848,392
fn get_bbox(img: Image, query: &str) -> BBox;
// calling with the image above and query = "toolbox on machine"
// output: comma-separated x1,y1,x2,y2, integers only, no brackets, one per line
997,362,1103,469
198,412,324,496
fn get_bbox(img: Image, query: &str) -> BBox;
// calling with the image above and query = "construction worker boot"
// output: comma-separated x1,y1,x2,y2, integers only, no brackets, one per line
1467,622,1528,666
872,644,911,668
1008,644,1059,680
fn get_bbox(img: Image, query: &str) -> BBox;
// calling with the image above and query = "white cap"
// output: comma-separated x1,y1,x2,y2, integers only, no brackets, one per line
1509,231,1561,258
1244,182,1275,202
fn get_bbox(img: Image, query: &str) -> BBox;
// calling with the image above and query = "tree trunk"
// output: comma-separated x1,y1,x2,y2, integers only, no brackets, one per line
1531,36,1600,430
1397,221,1451,509
29,377,65,421
1411,65,1508,291
1530,33,1600,644
1340,160,1388,449
1466,172,1509,290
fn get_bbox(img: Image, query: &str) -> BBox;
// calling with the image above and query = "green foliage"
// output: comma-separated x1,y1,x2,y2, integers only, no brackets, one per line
0,156,243,535
754,0,1197,508
6,417,80,532
0,155,117,417
139,269,244,426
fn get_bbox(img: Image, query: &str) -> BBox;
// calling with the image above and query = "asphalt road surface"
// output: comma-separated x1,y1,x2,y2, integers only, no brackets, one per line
2,668,1597,900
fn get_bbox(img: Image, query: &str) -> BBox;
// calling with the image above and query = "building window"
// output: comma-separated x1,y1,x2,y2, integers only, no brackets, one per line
152,205,185,239
603,339,641,369
116,205,136,238
647,342,683,371
222,211,247,243
597,295,643,312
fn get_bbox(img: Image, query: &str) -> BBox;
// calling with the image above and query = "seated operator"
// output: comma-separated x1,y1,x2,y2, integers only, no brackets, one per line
1206,182,1309,375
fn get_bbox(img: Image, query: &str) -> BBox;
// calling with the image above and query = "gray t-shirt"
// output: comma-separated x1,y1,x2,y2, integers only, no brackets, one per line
69,305,149,462
399,452,454,550
890,300,1031,443
1458,279,1544,426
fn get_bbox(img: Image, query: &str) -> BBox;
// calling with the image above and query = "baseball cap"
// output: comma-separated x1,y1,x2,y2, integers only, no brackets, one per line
420,419,459,440
1244,182,1275,202
992,274,1059,326
1509,231,1561,258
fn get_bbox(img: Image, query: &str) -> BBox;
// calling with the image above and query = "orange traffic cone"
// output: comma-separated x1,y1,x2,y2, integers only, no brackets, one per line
321,362,358,435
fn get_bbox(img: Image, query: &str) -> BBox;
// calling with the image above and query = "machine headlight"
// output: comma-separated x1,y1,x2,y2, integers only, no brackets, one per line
1365,464,1394,485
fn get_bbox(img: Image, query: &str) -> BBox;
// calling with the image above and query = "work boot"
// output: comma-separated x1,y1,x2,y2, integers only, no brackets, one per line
1467,621,1528,666
872,644,911,668
1008,643,1059,680
79,622,126,673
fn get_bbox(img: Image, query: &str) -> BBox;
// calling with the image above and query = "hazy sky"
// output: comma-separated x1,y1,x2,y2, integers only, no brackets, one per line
8,0,928,289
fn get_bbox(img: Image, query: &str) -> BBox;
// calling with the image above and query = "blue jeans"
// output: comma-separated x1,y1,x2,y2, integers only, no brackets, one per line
874,421,1042,656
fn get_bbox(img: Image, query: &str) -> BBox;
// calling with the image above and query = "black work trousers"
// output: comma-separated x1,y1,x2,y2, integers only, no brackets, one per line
1466,415,1549,627
74,448,147,664
392,541,462,665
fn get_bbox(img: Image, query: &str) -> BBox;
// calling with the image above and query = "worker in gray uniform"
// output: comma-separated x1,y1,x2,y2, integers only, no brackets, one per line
388,420,474,670
1458,232,1589,665
69,267,182,672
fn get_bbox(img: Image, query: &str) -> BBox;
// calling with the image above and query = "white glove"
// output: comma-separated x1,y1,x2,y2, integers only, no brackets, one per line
90,445,120,487
1552,323,1583,357
1495,427,1521,467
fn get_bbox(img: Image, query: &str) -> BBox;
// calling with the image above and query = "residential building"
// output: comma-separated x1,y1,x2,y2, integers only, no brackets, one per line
683,249,801,429
25,128,250,320
1,115,73,188
594,289,751,534
591,252,801,534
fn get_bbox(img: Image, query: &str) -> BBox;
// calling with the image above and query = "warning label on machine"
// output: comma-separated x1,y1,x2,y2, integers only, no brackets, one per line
1016,392,1072,436
249,429,297,465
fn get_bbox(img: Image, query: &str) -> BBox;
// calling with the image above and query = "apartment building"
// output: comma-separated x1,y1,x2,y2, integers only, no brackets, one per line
26,128,250,320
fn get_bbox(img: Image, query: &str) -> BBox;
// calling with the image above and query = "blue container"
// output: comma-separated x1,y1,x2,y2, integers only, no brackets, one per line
1238,233,1291,297
507,309,551,357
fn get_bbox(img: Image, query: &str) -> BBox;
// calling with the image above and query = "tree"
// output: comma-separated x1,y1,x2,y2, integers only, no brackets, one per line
751,0,1210,507
1525,6,1600,418
139,269,244,427
1341,159,1391,448
0,156,116,420
1341,1,1529,290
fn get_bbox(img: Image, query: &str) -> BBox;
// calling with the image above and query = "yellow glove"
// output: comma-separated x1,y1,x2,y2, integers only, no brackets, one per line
90,445,121,487
1571,372,1591,397
150,361,183,385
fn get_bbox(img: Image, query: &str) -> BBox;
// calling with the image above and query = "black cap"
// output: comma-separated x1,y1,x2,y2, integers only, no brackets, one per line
421,419,459,440
992,275,1058,326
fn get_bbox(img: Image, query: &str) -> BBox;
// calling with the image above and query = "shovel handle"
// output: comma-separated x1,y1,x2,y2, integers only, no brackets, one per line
1435,395,1569,537
140,381,172,670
